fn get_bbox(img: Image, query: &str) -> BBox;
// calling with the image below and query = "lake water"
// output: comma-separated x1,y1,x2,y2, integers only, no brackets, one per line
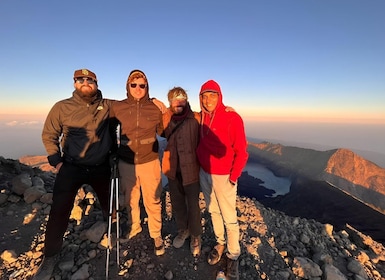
162,161,292,197
243,162,291,197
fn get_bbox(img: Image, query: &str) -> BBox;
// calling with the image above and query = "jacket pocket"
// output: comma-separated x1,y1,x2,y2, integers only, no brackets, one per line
140,137,156,145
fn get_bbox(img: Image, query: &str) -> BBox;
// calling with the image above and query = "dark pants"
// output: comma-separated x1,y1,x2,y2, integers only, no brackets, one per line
168,173,202,237
43,161,111,257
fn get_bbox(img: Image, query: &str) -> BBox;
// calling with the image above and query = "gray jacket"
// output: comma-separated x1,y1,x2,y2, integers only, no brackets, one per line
42,90,116,167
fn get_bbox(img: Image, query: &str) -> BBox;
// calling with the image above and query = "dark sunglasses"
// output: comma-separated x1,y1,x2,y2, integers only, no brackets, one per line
130,83,147,89
75,77,96,84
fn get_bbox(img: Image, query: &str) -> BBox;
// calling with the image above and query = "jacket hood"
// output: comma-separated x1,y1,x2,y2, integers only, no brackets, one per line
199,79,224,113
126,69,150,100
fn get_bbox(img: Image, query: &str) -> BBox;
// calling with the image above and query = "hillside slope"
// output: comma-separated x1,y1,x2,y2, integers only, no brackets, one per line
1,156,385,279
248,142,385,213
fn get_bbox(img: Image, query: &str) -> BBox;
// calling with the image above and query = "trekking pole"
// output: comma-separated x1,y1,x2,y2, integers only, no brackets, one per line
106,159,120,279
114,162,120,265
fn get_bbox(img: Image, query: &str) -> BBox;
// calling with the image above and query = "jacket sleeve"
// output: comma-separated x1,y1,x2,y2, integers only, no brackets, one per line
108,100,119,154
41,102,63,167
157,110,165,136
229,113,249,182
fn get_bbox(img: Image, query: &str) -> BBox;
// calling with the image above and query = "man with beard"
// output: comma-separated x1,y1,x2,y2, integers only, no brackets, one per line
161,87,202,257
34,69,117,280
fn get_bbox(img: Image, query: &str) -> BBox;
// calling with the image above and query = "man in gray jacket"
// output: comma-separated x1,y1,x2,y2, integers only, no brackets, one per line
34,68,117,280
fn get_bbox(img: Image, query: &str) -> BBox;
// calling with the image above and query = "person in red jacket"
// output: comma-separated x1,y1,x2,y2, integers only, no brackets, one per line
196,80,248,280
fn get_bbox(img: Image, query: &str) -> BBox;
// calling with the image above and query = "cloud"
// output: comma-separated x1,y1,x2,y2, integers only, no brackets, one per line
4,120,42,127
20,121,40,126
5,121,18,127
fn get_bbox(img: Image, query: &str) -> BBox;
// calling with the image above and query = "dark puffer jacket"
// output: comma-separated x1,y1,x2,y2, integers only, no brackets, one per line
161,105,200,186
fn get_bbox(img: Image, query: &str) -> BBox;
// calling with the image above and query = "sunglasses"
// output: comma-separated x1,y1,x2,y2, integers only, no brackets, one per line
75,77,96,84
130,83,147,89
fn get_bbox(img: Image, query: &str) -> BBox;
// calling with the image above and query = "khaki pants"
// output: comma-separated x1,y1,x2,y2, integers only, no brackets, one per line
119,159,162,238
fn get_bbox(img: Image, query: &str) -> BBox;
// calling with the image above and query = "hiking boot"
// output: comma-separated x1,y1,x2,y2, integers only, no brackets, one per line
154,236,165,256
172,229,190,248
226,256,239,280
126,224,142,239
32,255,58,280
207,244,225,265
190,235,201,257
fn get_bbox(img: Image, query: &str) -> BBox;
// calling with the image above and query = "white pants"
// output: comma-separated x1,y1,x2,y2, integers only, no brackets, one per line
200,168,240,260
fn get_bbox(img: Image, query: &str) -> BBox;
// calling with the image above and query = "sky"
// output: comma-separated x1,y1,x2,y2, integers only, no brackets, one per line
1,0,385,162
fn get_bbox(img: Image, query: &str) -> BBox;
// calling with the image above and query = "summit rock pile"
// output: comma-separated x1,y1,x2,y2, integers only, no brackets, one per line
0,156,385,280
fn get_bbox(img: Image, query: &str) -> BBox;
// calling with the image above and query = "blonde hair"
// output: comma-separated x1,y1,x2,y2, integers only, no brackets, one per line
167,87,188,102
128,71,147,84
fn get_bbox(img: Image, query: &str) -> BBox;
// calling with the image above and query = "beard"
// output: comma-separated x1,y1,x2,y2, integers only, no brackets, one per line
77,86,98,103
171,105,185,115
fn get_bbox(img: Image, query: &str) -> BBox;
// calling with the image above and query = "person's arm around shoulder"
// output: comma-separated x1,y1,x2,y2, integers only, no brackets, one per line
108,99,118,118
193,111,202,123
157,108,165,136
161,108,173,138
151,98,168,114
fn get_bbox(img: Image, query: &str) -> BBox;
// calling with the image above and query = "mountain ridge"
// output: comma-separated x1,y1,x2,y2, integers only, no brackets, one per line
246,136,385,168
248,141,385,214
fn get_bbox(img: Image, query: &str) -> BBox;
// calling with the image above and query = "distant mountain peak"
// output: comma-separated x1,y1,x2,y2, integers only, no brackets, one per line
248,141,385,214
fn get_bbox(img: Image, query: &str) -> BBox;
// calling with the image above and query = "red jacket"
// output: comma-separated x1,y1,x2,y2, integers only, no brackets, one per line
196,80,248,182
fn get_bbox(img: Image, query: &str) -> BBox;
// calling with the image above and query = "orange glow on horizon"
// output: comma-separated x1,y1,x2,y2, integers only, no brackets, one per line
1,111,384,125
243,114,385,124
0,113,47,121
241,106,385,124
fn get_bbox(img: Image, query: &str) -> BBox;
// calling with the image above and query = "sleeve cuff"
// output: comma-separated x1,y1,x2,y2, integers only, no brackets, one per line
47,154,62,167
229,179,237,186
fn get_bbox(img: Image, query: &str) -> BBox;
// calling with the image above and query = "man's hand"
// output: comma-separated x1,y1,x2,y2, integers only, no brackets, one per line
55,162,63,171
225,106,235,112
229,179,237,186
152,98,168,114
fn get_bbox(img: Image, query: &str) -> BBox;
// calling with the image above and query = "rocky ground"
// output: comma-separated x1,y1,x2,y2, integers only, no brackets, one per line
1,156,385,280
